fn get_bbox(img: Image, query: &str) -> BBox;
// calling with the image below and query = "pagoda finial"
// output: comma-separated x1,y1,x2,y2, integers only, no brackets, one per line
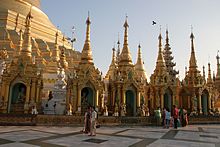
111,45,116,65
116,33,120,65
52,31,60,62
135,43,147,80
123,15,129,45
80,14,93,64
155,31,166,70
25,5,33,26
216,50,220,78
158,30,162,54
166,27,169,45
118,16,133,67
203,65,205,79
189,27,197,69
136,43,142,65
207,63,213,84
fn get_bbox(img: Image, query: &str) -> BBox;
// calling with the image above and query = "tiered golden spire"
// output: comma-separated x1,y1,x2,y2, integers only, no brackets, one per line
106,46,117,79
116,36,120,64
80,13,93,65
52,31,60,62
155,31,166,72
207,63,213,84
135,44,144,70
135,44,147,79
111,46,116,66
189,30,197,69
20,6,33,62
203,65,205,79
118,16,133,67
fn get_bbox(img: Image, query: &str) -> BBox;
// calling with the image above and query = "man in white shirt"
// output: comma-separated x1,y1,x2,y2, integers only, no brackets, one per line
89,106,97,136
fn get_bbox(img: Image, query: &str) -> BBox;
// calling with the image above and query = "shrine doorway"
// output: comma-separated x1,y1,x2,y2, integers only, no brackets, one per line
126,90,136,116
164,88,172,112
201,90,209,115
8,83,26,113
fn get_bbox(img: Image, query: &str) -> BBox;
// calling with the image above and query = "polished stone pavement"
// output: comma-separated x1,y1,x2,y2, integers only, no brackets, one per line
0,125,220,147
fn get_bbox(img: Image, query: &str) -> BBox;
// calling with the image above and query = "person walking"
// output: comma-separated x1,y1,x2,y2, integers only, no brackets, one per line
82,106,91,134
172,105,179,129
162,108,166,128
89,106,97,136
165,108,171,128
154,107,161,126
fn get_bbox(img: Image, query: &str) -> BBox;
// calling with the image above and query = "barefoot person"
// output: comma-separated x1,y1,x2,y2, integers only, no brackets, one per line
83,106,91,134
172,105,179,129
89,106,97,136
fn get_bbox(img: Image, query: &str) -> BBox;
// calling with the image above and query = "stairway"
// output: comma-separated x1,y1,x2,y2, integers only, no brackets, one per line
10,103,24,114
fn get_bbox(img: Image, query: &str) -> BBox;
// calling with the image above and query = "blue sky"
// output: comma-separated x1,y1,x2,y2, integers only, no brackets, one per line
41,0,220,80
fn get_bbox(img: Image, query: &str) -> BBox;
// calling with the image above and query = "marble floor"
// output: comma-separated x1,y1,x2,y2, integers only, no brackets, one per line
0,125,220,147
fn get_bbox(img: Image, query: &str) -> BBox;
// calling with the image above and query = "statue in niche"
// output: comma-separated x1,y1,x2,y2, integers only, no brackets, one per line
67,103,72,115
113,103,119,117
120,104,126,116
141,103,147,117
103,105,108,116
17,86,26,103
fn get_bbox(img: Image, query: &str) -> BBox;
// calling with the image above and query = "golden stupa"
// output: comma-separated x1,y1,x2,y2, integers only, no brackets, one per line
0,0,81,113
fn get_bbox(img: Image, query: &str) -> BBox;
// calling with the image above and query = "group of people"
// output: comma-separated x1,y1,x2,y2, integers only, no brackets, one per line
82,106,98,136
155,105,188,129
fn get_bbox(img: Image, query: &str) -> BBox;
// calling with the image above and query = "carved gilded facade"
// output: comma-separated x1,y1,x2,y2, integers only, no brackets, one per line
104,18,147,116
66,16,103,115
0,0,219,115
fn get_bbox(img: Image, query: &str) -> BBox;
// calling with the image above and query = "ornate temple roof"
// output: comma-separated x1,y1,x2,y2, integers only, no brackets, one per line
163,29,178,77
118,17,133,67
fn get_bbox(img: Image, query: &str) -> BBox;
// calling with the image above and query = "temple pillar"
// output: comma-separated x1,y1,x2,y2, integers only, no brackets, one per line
36,85,40,103
77,88,81,112
96,90,99,107
155,91,159,108
24,84,30,113
212,98,215,112
117,85,121,105
1,83,5,99
208,94,211,112
31,80,36,102
3,84,9,113
137,91,141,107
122,89,126,105
112,87,115,106
198,93,202,114
72,84,77,112
4,84,9,103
